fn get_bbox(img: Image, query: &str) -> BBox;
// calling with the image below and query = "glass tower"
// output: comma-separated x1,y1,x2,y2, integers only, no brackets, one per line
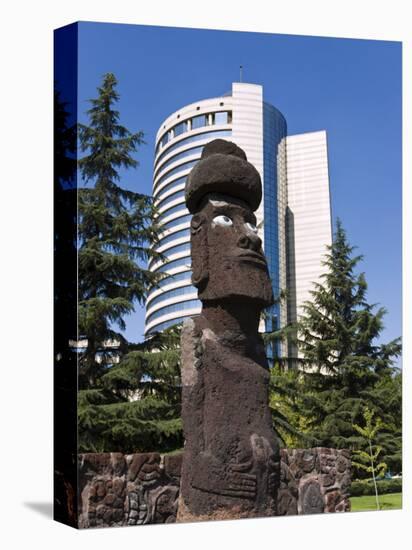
144,83,331,354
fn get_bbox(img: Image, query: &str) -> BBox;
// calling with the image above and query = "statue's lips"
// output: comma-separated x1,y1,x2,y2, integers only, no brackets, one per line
228,251,268,267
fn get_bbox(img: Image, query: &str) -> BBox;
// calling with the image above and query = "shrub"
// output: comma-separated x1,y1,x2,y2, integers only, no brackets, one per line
350,478,402,497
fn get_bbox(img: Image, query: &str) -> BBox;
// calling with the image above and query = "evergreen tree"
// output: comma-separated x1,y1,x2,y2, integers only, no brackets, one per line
262,303,307,447
267,363,309,448
99,324,183,453
294,219,401,465
78,73,160,381
77,73,176,452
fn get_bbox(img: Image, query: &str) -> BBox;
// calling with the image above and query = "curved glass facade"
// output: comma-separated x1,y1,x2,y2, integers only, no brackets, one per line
155,145,204,178
146,284,198,309
154,160,198,191
148,241,190,269
154,255,191,273
156,241,190,259
262,102,287,356
145,99,236,334
146,299,200,325
155,129,232,166
157,202,189,223
147,316,192,333
157,228,190,248
154,270,192,289
161,214,192,232
156,113,232,155
156,176,186,202
156,189,185,211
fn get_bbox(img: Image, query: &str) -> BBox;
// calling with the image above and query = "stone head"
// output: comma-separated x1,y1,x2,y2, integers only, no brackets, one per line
185,139,274,308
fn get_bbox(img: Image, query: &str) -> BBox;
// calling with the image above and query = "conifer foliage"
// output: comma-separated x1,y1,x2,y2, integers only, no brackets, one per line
77,73,182,453
295,219,401,471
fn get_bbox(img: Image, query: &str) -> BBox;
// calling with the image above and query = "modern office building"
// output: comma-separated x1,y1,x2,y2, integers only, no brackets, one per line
144,82,332,357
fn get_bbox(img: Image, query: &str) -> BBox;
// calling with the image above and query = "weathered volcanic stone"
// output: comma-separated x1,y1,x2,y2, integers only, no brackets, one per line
78,448,351,527
185,139,262,214
178,140,280,522
299,479,324,514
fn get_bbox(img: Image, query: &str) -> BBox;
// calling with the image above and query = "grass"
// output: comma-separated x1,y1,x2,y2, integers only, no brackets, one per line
350,492,402,512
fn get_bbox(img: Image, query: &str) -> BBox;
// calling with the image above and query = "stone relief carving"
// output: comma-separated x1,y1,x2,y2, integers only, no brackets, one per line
78,449,350,527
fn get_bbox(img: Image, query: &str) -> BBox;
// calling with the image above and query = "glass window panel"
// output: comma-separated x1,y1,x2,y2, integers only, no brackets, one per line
157,203,189,223
161,214,192,232
173,121,186,137
155,129,232,166
215,111,228,125
146,299,200,324
151,269,192,290
155,176,187,201
156,189,185,210
155,145,204,178
147,284,198,309
154,160,198,191
146,314,196,335
157,228,190,248
154,255,191,273
191,114,207,129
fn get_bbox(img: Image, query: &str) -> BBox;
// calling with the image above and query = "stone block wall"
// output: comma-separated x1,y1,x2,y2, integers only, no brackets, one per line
278,448,351,515
78,448,350,528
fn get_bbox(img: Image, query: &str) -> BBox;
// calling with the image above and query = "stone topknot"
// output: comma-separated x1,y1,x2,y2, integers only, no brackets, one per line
200,139,247,161
185,139,262,214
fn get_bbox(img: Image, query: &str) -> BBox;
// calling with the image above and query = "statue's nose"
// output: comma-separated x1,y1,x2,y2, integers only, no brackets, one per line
237,232,262,252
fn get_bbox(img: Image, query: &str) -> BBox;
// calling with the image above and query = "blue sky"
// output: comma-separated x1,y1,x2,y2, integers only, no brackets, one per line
76,21,402,350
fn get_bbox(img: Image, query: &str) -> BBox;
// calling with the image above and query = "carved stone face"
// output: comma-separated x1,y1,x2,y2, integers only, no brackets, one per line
190,193,274,307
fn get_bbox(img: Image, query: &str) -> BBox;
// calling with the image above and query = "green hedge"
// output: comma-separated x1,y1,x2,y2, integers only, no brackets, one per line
350,478,402,497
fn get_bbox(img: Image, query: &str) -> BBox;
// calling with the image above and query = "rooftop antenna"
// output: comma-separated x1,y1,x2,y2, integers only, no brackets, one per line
239,65,243,82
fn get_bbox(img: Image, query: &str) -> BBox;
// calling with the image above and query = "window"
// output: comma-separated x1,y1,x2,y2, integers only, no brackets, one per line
156,188,185,210
151,269,192,290
214,111,229,125
146,299,200,324
155,145,204,179
161,214,192,232
155,129,232,166
154,255,191,273
160,133,169,148
191,114,207,129
155,176,187,202
157,203,189,223
154,160,198,191
156,228,190,249
173,121,186,137
146,315,195,335
146,285,198,309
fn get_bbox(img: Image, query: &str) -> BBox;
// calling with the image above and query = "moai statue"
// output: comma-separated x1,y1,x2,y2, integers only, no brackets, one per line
177,139,280,522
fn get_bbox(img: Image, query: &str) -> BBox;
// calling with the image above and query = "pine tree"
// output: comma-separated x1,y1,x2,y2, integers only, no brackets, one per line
295,219,401,464
77,73,160,379
96,324,183,453
262,302,307,447
77,73,173,452
267,363,309,448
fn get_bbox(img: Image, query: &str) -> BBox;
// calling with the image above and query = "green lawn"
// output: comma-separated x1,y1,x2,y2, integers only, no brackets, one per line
350,492,402,512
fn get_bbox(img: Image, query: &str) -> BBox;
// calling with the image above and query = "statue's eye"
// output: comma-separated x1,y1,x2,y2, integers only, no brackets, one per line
212,215,233,227
245,222,258,233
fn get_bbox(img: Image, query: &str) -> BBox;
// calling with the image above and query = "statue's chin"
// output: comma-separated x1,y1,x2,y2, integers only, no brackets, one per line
195,264,274,308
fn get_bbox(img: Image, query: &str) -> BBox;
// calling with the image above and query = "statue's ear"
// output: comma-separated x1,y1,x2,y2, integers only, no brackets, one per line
190,214,209,291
